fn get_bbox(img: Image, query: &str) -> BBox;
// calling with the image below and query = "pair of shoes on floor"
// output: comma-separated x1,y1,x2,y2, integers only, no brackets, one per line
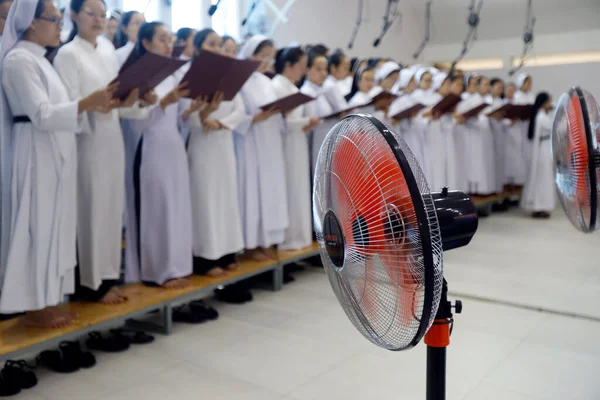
532,211,551,219
37,341,95,374
215,283,253,304
0,360,36,397
172,301,219,323
109,329,155,345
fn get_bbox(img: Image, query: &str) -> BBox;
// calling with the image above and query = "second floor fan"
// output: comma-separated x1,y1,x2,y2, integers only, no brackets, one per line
552,87,600,232
312,114,479,399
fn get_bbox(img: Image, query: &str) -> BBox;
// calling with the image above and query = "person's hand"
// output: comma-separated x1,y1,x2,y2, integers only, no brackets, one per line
120,88,140,108
430,110,441,121
392,117,400,125
374,97,392,112
203,119,223,131
188,96,208,114
422,109,433,118
141,90,158,107
302,116,320,132
208,91,224,113
253,106,279,123
160,82,190,110
79,82,119,113
338,109,353,119
454,113,466,125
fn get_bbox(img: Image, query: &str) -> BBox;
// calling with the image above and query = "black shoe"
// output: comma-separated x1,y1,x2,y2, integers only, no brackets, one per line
0,370,20,397
2,360,37,389
36,350,79,374
59,341,96,369
110,329,155,345
215,285,250,304
189,300,219,320
85,331,130,353
172,305,207,324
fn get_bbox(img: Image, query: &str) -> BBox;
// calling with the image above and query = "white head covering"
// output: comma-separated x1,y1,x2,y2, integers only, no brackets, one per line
415,67,432,84
516,73,531,90
432,72,448,92
237,34,269,60
60,3,73,42
0,0,39,276
392,68,416,93
374,61,400,83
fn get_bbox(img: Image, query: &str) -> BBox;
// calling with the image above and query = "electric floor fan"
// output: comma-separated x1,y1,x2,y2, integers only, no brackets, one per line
552,87,600,233
312,114,479,400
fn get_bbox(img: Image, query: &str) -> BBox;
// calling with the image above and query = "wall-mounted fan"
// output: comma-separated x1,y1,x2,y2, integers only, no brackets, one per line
552,87,600,233
313,114,479,399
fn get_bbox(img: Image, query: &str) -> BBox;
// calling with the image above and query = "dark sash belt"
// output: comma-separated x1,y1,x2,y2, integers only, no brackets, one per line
13,115,31,123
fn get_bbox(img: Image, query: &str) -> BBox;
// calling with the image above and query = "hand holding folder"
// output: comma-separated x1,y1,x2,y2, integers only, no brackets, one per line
322,105,356,120
260,93,314,114
181,50,260,100
432,94,462,115
391,103,426,121
111,52,187,100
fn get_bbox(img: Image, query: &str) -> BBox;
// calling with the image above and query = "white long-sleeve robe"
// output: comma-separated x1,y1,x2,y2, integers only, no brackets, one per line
115,41,135,67
489,97,508,192
235,72,288,249
520,110,556,212
0,41,80,312
54,35,145,291
389,95,426,172
182,94,248,260
122,75,193,285
272,75,312,250
300,80,338,175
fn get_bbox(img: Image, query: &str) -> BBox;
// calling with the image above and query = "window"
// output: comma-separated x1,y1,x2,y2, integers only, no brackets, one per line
211,0,240,40
171,0,202,32
512,51,600,68
122,0,159,23
434,58,504,71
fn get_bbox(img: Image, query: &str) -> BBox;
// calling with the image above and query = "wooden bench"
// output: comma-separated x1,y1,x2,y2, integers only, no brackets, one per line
0,187,518,362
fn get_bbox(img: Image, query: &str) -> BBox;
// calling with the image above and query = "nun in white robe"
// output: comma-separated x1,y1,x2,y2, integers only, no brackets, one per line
513,73,536,171
235,36,288,250
272,73,314,250
389,69,425,168
182,94,248,264
505,73,533,186
520,95,556,214
54,34,146,297
488,96,509,193
0,1,81,312
122,73,193,286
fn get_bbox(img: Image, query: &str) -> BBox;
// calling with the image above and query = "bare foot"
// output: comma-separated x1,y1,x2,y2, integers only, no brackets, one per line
247,249,270,261
23,309,73,329
162,278,191,289
226,263,240,271
259,247,277,260
99,290,126,305
111,286,128,301
206,267,227,278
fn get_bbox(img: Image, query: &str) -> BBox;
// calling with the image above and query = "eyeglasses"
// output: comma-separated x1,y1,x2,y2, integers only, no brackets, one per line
37,16,63,28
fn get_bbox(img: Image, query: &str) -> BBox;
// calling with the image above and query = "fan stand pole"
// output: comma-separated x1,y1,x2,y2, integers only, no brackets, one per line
424,279,460,400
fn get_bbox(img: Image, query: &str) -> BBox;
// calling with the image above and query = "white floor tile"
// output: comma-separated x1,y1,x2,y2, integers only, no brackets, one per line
464,382,550,400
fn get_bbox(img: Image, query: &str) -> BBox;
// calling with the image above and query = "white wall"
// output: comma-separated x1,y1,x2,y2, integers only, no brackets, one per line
241,0,425,62
422,29,600,100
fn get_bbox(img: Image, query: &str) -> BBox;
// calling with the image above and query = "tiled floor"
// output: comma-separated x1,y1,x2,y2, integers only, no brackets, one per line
14,210,600,400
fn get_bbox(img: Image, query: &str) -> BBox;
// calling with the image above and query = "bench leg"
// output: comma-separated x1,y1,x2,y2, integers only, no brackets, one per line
162,304,173,335
272,265,284,291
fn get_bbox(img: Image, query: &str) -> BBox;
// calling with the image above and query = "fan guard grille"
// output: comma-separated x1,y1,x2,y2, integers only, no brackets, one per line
552,87,600,232
313,115,443,351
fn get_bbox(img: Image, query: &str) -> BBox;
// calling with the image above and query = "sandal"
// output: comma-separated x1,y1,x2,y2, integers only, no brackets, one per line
59,341,96,369
172,305,207,324
188,300,219,321
2,360,37,389
0,369,20,397
85,331,130,353
36,350,79,374
109,329,155,345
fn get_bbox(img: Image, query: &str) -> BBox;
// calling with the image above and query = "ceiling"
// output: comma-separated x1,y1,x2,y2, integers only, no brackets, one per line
404,0,600,44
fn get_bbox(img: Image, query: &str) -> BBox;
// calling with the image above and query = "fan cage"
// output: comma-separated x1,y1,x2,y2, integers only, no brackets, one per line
552,87,600,232
313,114,443,351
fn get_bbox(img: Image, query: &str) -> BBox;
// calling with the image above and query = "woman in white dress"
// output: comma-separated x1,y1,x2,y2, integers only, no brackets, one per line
54,0,150,305
301,52,341,174
221,35,238,57
0,0,117,327
324,49,351,97
505,74,533,188
174,27,195,61
389,69,422,161
346,66,375,109
272,47,319,251
235,35,287,261
514,73,536,171
488,78,508,193
181,29,247,277
520,92,555,218
113,10,144,66
122,21,199,289
474,76,497,195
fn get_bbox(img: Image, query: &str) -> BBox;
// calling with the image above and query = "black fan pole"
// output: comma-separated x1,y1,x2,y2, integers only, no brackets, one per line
425,279,461,400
